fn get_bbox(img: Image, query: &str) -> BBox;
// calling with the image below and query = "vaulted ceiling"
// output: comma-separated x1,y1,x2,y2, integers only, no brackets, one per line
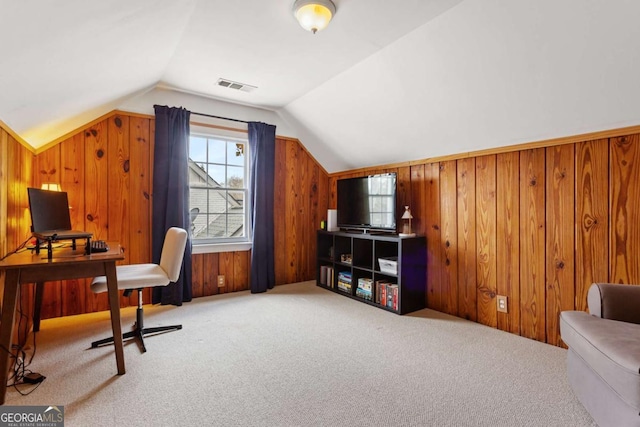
2,1,640,172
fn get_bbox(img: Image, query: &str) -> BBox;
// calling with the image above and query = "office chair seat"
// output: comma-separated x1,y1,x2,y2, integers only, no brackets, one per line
90,227,188,353
91,264,170,293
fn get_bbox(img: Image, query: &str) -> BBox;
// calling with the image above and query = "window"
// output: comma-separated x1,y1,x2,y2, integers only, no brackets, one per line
188,133,249,245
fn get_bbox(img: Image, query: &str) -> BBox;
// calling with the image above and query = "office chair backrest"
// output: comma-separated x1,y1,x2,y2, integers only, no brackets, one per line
159,227,188,282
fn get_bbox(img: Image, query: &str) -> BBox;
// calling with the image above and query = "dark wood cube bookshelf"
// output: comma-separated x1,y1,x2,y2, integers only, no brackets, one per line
316,230,427,314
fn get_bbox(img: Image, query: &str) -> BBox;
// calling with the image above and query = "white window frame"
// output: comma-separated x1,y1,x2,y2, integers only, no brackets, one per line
188,129,252,254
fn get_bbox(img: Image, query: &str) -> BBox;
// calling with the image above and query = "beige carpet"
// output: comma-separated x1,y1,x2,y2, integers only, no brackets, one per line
5,281,595,426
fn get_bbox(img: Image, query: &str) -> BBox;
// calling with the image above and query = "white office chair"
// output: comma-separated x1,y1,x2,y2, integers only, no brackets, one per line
90,227,188,353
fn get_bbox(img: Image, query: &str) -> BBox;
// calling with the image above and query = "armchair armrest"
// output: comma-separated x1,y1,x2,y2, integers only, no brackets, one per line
587,283,640,324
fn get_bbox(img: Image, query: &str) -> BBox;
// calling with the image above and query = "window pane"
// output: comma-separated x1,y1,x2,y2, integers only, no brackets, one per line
206,213,226,238
189,162,208,185
189,189,207,236
227,165,244,189
207,164,225,186
229,189,245,205
208,138,226,164
190,188,208,212
189,136,207,162
226,214,245,237
208,189,228,214
228,142,245,166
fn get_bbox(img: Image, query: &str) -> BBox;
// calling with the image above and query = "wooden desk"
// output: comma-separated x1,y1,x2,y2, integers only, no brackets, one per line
0,243,126,405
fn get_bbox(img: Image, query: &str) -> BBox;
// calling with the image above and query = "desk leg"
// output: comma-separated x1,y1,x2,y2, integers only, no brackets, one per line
105,262,125,375
33,282,44,332
0,270,20,405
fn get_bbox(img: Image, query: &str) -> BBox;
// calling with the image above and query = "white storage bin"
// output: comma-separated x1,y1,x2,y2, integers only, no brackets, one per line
378,257,398,274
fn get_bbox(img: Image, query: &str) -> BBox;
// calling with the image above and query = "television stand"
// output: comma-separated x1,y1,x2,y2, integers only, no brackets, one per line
316,230,426,314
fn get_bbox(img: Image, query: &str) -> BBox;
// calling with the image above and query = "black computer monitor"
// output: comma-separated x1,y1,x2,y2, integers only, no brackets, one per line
27,187,72,233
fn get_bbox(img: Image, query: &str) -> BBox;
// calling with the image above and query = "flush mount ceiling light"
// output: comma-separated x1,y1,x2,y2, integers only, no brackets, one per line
293,0,336,34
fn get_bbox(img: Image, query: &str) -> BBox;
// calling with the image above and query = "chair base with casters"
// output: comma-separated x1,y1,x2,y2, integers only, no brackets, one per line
90,227,188,354
91,288,182,353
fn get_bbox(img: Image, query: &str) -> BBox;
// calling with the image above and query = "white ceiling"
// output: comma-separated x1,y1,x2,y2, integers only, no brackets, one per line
2,0,640,173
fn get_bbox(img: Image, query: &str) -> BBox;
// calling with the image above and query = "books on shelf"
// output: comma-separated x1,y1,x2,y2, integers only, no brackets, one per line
320,265,335,288
375,280,398,311
337,271,352,293
356,277,373,301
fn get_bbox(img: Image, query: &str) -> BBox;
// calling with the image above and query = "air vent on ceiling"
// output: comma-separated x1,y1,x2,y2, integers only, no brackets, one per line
216,78,257,93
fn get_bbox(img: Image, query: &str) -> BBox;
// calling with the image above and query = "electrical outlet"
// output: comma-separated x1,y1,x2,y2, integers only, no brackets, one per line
217,275,225,287
497,295,508,313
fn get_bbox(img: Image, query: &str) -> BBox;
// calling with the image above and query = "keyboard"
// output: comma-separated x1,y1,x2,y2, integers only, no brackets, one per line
90,240,109,253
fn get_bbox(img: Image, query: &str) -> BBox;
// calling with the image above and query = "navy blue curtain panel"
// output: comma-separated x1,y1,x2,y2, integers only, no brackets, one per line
248,122,276,293
152,105,192,305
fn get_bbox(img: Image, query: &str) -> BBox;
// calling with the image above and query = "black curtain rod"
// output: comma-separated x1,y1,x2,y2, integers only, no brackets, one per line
190,111,250,124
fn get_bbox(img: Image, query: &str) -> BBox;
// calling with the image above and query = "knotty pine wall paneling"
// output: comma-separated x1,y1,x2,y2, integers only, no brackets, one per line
128,116,152,306
107,115,131,307
475,155,497,328
424,163,443,311
106,115,130,263
274,138,329,286
219,252,235,293
328,130,640,347
439,161,459,317
283,139,300,284
191,254,204,298
83,122,110,313
575,139,609,312
34,146,63,319
27,113,155,319
495,152,521,334
0,129,8,308
610,134,640,284
456,158,477,321
60,134,87,316
0,128,34,344
545,145,575,347
518,149,546,342
203,253,220,295
274,138,287,286
299,146,311,281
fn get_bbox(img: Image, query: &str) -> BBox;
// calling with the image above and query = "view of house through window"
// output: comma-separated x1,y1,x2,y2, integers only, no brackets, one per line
188,134,248,242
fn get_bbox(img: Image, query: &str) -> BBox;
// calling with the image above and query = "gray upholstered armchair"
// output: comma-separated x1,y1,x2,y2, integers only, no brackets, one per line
560,283,640,427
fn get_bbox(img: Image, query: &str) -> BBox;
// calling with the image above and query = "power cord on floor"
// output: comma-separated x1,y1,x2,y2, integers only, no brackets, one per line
2,285,45,396
8,348,45,396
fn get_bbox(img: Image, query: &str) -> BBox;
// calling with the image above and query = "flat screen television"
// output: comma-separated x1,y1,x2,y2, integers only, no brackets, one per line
337,173,397,232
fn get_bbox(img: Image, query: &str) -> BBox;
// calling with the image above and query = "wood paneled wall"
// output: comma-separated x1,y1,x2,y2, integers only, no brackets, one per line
190,137,328,295
12,107,638,350
0,127,34,264
20,113,326,318
0,126,34,342
275,138,329,285
31,113,154,318
329,133,640,346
